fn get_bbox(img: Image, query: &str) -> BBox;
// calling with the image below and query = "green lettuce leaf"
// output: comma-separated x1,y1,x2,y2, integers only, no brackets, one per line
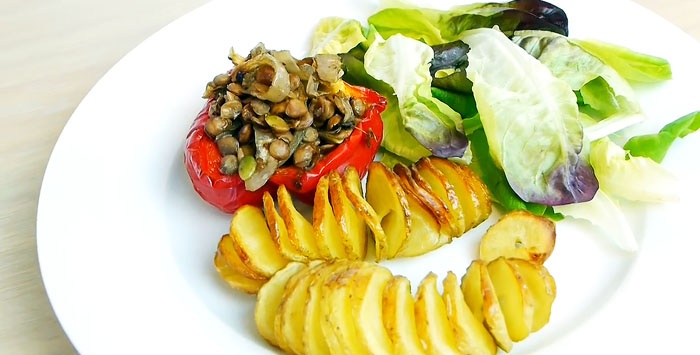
309,17,366,55
468,128,563,220
590,137,678,202
512,30,645,140
339,51,432,163
461,27,597,206
624,110,700,163
367,0,568,45
363,34,467,158
573,39,672,83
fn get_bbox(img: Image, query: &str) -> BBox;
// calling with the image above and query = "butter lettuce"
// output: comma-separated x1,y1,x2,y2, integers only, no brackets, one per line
590,137,678,203
367,0,568,45
461,27,598,205
624,110,700,163
363,34,467,158
573,39,672,83
309,17,366,55
512,30,645,140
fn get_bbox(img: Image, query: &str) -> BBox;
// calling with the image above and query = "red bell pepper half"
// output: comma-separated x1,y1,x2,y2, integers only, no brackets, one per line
184,83,387,213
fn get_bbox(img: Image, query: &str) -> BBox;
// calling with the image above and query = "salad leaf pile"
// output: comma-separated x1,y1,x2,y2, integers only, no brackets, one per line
309,0,699,250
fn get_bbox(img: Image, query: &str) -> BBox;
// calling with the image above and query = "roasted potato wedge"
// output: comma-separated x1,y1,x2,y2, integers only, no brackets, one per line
454,162,493,223
263,191,307,263
329,169,368,260
413,158,466,235
343,167,388,261
254,262,307,346
312,174,347,259
479,210,556,264
278,185,321,260
461,260,486,324
382,276,426,355
443,271,497,355
229,205,288,278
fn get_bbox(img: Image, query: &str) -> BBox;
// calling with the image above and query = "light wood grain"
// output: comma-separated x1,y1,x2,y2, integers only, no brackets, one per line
0,0,698,353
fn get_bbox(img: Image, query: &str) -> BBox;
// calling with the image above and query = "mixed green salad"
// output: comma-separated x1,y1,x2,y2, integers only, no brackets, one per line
308,0,699,251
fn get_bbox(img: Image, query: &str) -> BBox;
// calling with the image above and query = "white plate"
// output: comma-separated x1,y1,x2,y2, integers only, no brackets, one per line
37,0,700,354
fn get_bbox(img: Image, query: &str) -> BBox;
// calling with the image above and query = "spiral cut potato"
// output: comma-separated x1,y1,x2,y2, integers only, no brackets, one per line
255,257,556,355
215,157,492,294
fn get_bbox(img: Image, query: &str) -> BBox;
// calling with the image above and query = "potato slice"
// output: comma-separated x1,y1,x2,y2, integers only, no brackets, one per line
461,260,485,324
275,260,324,355
393,163,452,241
479,210,556,264
479,260,513,352
427,157,490,230
262,191,307,262
415,272,462,355
414,158,466,235
320,261,371,355
254,262,307,346
395,187,446,258
382,276,426,355
329,169,367,260
486,257,531,342
507,258,557,332
347,263,394,354
343,167,389,261
216,234,267,280
229,205,288,278
443,271,497,355
313,174,347,259
455,163,493,223
278,184,322,260
213,249,267,294
303,260,347,355
365,162,411,259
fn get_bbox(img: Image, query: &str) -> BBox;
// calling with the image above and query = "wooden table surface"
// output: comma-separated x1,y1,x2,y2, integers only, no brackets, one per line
1,0,699,353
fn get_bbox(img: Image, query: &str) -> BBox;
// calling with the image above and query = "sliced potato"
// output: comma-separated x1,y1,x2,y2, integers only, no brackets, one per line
414,158,466,235
263,191,306,262
443,271,497,355
350,264,394,354
455,163,493,223
275,260,324,355
393,163,452,240
382,276,427,355
365,162,411,259
507,258,557,332
461,260,485,323
479,260,513,352
304,260,345,355
427,157,489,230
320,261,370,355
329,169,367,260
395,187,446,258
313,174,347,259
415,272,462,355
213,250,267,294
278,184,322,260
254,262,307,346
229,205,288,278
479,210,556,264
486,257,531,342
343,166,389,261
216,234,267,280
